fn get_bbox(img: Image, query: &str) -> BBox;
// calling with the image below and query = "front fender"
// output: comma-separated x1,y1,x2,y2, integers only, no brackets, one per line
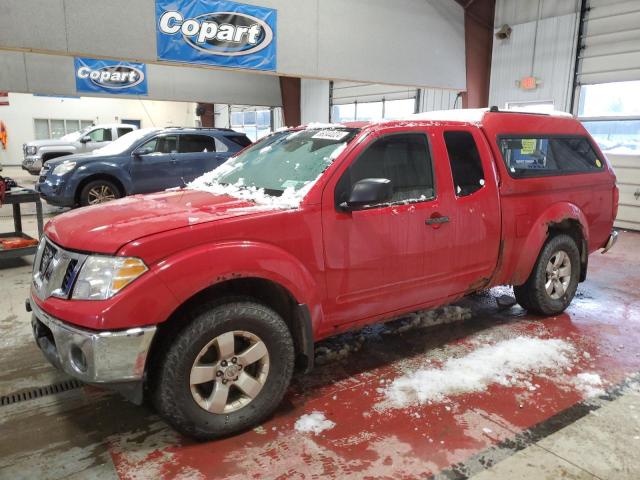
511,202,589,285
74,162,133,193
154,241,324,332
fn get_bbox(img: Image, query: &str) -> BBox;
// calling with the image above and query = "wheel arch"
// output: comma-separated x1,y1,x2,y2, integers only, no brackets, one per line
148,276,315,382
511,202,590,285
74,173,127,204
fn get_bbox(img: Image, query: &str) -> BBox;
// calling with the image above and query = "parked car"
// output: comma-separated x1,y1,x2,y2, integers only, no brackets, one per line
35,127,251,207
21,123,138,175
28,109,618,440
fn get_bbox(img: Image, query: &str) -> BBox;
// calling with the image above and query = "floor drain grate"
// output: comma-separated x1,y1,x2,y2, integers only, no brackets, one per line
1,379,84,406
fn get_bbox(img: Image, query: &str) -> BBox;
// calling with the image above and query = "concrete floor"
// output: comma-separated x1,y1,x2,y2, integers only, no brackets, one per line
1,166,639,479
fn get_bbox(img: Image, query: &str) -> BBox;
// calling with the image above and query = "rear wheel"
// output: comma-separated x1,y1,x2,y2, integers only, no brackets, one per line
152,301,294,440
79,179,121,206
514,234,581,316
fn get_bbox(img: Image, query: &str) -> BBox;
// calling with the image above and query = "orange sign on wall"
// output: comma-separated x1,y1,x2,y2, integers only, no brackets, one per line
0,121,7,150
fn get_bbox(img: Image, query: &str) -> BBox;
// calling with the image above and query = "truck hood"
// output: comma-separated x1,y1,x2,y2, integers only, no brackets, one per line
27,139,76,149
45,189,270,254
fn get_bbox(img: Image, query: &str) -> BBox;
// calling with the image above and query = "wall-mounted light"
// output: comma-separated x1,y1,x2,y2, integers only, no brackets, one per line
495,24,512,40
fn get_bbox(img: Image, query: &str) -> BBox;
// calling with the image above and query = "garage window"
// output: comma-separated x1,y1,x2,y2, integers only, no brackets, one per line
336,133,434,206
499,136,604,178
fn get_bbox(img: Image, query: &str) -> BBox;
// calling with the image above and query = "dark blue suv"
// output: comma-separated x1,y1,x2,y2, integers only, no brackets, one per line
36,127,251,207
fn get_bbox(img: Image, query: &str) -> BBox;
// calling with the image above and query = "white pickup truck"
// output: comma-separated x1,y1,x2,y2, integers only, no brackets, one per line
22,123,138,175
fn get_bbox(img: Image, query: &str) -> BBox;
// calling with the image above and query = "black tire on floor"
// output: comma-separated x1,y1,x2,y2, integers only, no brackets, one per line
151,300,295,441
514,234,581,316
78,179,122,207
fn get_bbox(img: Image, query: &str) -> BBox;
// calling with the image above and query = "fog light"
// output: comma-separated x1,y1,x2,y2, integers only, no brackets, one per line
70,345,88,373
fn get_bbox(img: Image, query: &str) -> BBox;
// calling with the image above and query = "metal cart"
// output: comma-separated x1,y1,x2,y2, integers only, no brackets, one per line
0,188,43,259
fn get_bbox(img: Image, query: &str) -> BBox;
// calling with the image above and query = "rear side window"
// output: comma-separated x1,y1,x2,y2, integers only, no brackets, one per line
499,136,604,178
179,134,216,153
117,127,133,137
228,135,252,148
444,131,485,196
336,133,434,206
214,138,229,153
139,135,178,154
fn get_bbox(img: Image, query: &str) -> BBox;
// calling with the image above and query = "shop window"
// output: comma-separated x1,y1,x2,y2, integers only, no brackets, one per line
444,131,485,196
578,80,640,155
34,118,94,140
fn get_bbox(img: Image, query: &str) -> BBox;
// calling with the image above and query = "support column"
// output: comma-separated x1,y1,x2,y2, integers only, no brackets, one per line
458,0,495,108
197,103,215,127
279,76,301,127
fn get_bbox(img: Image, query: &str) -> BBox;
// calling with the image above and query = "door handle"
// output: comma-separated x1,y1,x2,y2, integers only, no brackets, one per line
425,216,450,225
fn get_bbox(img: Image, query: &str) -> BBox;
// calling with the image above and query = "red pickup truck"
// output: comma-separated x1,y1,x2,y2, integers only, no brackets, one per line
28,109,618,439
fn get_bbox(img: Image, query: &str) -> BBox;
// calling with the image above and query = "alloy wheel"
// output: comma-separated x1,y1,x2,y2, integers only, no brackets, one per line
189,330,270,414
545,250,572,299
87,184,117,204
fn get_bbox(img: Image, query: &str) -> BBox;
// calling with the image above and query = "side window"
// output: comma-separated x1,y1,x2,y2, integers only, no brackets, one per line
139,135,178,154
88,128,113,142
499,136,603,177
214,138,229,153
443,131,485,197
117,127,133,137
178,134,216,153
336,133,434,207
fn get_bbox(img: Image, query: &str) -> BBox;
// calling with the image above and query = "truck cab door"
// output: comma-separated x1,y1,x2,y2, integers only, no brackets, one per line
321,128,458,328
81,127,113,152
437,127,502,295
130,134,180,193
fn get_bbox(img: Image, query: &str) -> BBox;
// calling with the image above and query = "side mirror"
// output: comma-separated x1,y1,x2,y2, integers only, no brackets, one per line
133,147,153,157
80,136,91,144
340,178,393,211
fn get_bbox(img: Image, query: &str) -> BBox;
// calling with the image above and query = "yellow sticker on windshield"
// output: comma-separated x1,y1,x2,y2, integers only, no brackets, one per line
521,139,536,155
595,159,602,168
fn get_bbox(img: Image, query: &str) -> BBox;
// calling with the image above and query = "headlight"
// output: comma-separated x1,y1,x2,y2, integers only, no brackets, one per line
72,256,148,300
26,146,37,155
52,161,77,176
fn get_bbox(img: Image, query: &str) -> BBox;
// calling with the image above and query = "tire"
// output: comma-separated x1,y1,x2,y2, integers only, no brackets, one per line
152,300,295,440
514,234,581,316
79,179,121,206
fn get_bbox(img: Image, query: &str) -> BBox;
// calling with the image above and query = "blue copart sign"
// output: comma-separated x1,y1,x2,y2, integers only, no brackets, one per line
156,0,277,71
75,57,148,96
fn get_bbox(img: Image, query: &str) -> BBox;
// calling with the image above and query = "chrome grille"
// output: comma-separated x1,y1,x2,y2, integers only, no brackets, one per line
33,238,87,300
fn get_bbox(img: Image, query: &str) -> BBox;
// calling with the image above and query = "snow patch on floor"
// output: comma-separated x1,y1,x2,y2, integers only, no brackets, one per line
294,412,336,435
574,372,606,398
382,337,575,408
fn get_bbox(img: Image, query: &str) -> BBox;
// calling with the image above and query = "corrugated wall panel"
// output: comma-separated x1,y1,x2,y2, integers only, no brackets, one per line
608,154,640,230
489,13,577,111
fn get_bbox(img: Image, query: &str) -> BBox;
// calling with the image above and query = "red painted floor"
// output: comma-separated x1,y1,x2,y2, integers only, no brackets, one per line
107,231,640,479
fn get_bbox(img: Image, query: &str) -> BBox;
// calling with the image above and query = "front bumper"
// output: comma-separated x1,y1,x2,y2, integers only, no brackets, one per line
22,155,42,174
29,297,156,403
602,230,618,254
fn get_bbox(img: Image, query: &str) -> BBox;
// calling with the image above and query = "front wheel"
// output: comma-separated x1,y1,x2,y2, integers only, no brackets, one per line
514,234,581,316
79,179,121,206
151,301,295,440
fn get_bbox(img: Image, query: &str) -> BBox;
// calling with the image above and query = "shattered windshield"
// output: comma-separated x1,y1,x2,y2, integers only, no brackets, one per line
213,127,359,195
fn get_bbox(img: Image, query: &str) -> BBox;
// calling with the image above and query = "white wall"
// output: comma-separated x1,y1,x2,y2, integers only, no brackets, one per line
0,93,196,166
